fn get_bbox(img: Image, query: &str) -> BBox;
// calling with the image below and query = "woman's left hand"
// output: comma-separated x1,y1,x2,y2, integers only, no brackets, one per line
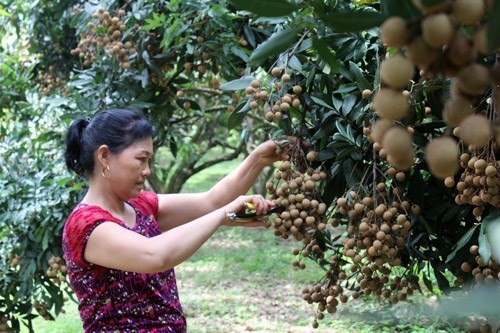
251,137,305,166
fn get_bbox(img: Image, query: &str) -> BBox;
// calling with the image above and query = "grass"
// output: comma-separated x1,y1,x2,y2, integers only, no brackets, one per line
23,158,471,332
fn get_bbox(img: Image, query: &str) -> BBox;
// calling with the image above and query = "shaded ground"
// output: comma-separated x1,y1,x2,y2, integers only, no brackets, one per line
175,228,466,333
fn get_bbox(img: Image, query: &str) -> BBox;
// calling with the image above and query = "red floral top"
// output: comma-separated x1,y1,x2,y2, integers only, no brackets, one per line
62,191,186,333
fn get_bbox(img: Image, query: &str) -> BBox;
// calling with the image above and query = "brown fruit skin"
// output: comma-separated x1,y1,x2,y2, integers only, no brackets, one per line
380,55,414,89
370,119,393,144
373,89,409,120
473,26,489,55
458,114,492,148
457,63,491,96
380,17,409,48
452,0,485,25
405,37,439,69
443,96,473,127
382,127,412,158
362,89,373,99
425,137,459,179
389,148,414,171
421,13,455,48
446,32,476,67
412,0,451,14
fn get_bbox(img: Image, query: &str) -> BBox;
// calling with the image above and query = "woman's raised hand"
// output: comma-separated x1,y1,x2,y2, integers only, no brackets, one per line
250,137,307,166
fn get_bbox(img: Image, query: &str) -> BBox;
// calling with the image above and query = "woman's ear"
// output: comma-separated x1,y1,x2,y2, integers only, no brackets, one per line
96,145,110,168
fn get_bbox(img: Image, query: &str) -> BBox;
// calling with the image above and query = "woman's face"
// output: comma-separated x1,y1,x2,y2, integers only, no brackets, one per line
106,137,154,199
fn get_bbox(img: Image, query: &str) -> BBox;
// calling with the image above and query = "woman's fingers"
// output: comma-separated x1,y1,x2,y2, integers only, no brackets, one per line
245,195,275,215
274,137,309,160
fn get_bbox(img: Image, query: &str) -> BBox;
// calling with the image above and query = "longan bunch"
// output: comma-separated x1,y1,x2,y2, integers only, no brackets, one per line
446,147,500,212
380,0,496,77
244,79,269,112
338,190,413,268
70,31,98,67
38,66,69,96
366,120,415,172
301,254,417,328
267,160,328,243
376,0,499,179
460,245,500,286
301,258,353,328
8,253,20,269
71,8,135,69
266,88,302,122
338,188,415,277
46,256,67,285
242,75,303,122
33,300,50,320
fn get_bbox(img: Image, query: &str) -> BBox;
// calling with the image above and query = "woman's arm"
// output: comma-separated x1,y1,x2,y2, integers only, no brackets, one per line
85,195,272,273
156,139,290,231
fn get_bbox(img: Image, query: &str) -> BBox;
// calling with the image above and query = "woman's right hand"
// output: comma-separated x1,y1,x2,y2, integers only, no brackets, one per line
221,194,275,227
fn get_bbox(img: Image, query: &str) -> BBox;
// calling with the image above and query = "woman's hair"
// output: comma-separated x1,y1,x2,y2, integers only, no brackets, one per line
64,109,154,178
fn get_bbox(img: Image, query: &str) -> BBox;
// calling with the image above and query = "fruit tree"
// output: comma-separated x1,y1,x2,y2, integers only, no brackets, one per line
1,0,500,332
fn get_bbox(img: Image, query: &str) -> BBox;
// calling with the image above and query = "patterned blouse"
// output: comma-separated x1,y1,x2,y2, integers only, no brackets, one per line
62,191,186,333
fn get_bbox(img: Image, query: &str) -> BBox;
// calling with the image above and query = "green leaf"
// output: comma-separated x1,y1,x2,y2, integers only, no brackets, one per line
423,275,433,292
228,100,251,130
220,76,256,91
0,7,10,16
311,96,334,109
487,0,500,52
141,50,165,80
312,37,341,73
318,11,386,33
446,224,479,263
348,61,371,91
230,0,300,17
341,94,357,117
169,137,178,158
248,27,302,67
478,221,493,264
380,0,421,19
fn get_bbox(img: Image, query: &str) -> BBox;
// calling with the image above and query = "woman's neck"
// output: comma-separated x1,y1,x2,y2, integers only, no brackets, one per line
83,180,126,215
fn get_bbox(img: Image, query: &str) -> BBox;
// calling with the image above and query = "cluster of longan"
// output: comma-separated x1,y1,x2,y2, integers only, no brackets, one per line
46,256,67,285
342,189,415,268
180,60,209,77
300,173,423,327
460,245,500,285
33,300,50,320
301,254,418,328
242,75,303,123
373,0,500,180
446,151,500,212
301,262,352,329
71,8,135,69
366,118,414,171
339,191,413,265
266,157,328,244
0,313,9,332
38,66,69,96
8,253,20,269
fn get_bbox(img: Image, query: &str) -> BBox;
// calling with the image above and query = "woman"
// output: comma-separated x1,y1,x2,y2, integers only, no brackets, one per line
63,109,287,332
